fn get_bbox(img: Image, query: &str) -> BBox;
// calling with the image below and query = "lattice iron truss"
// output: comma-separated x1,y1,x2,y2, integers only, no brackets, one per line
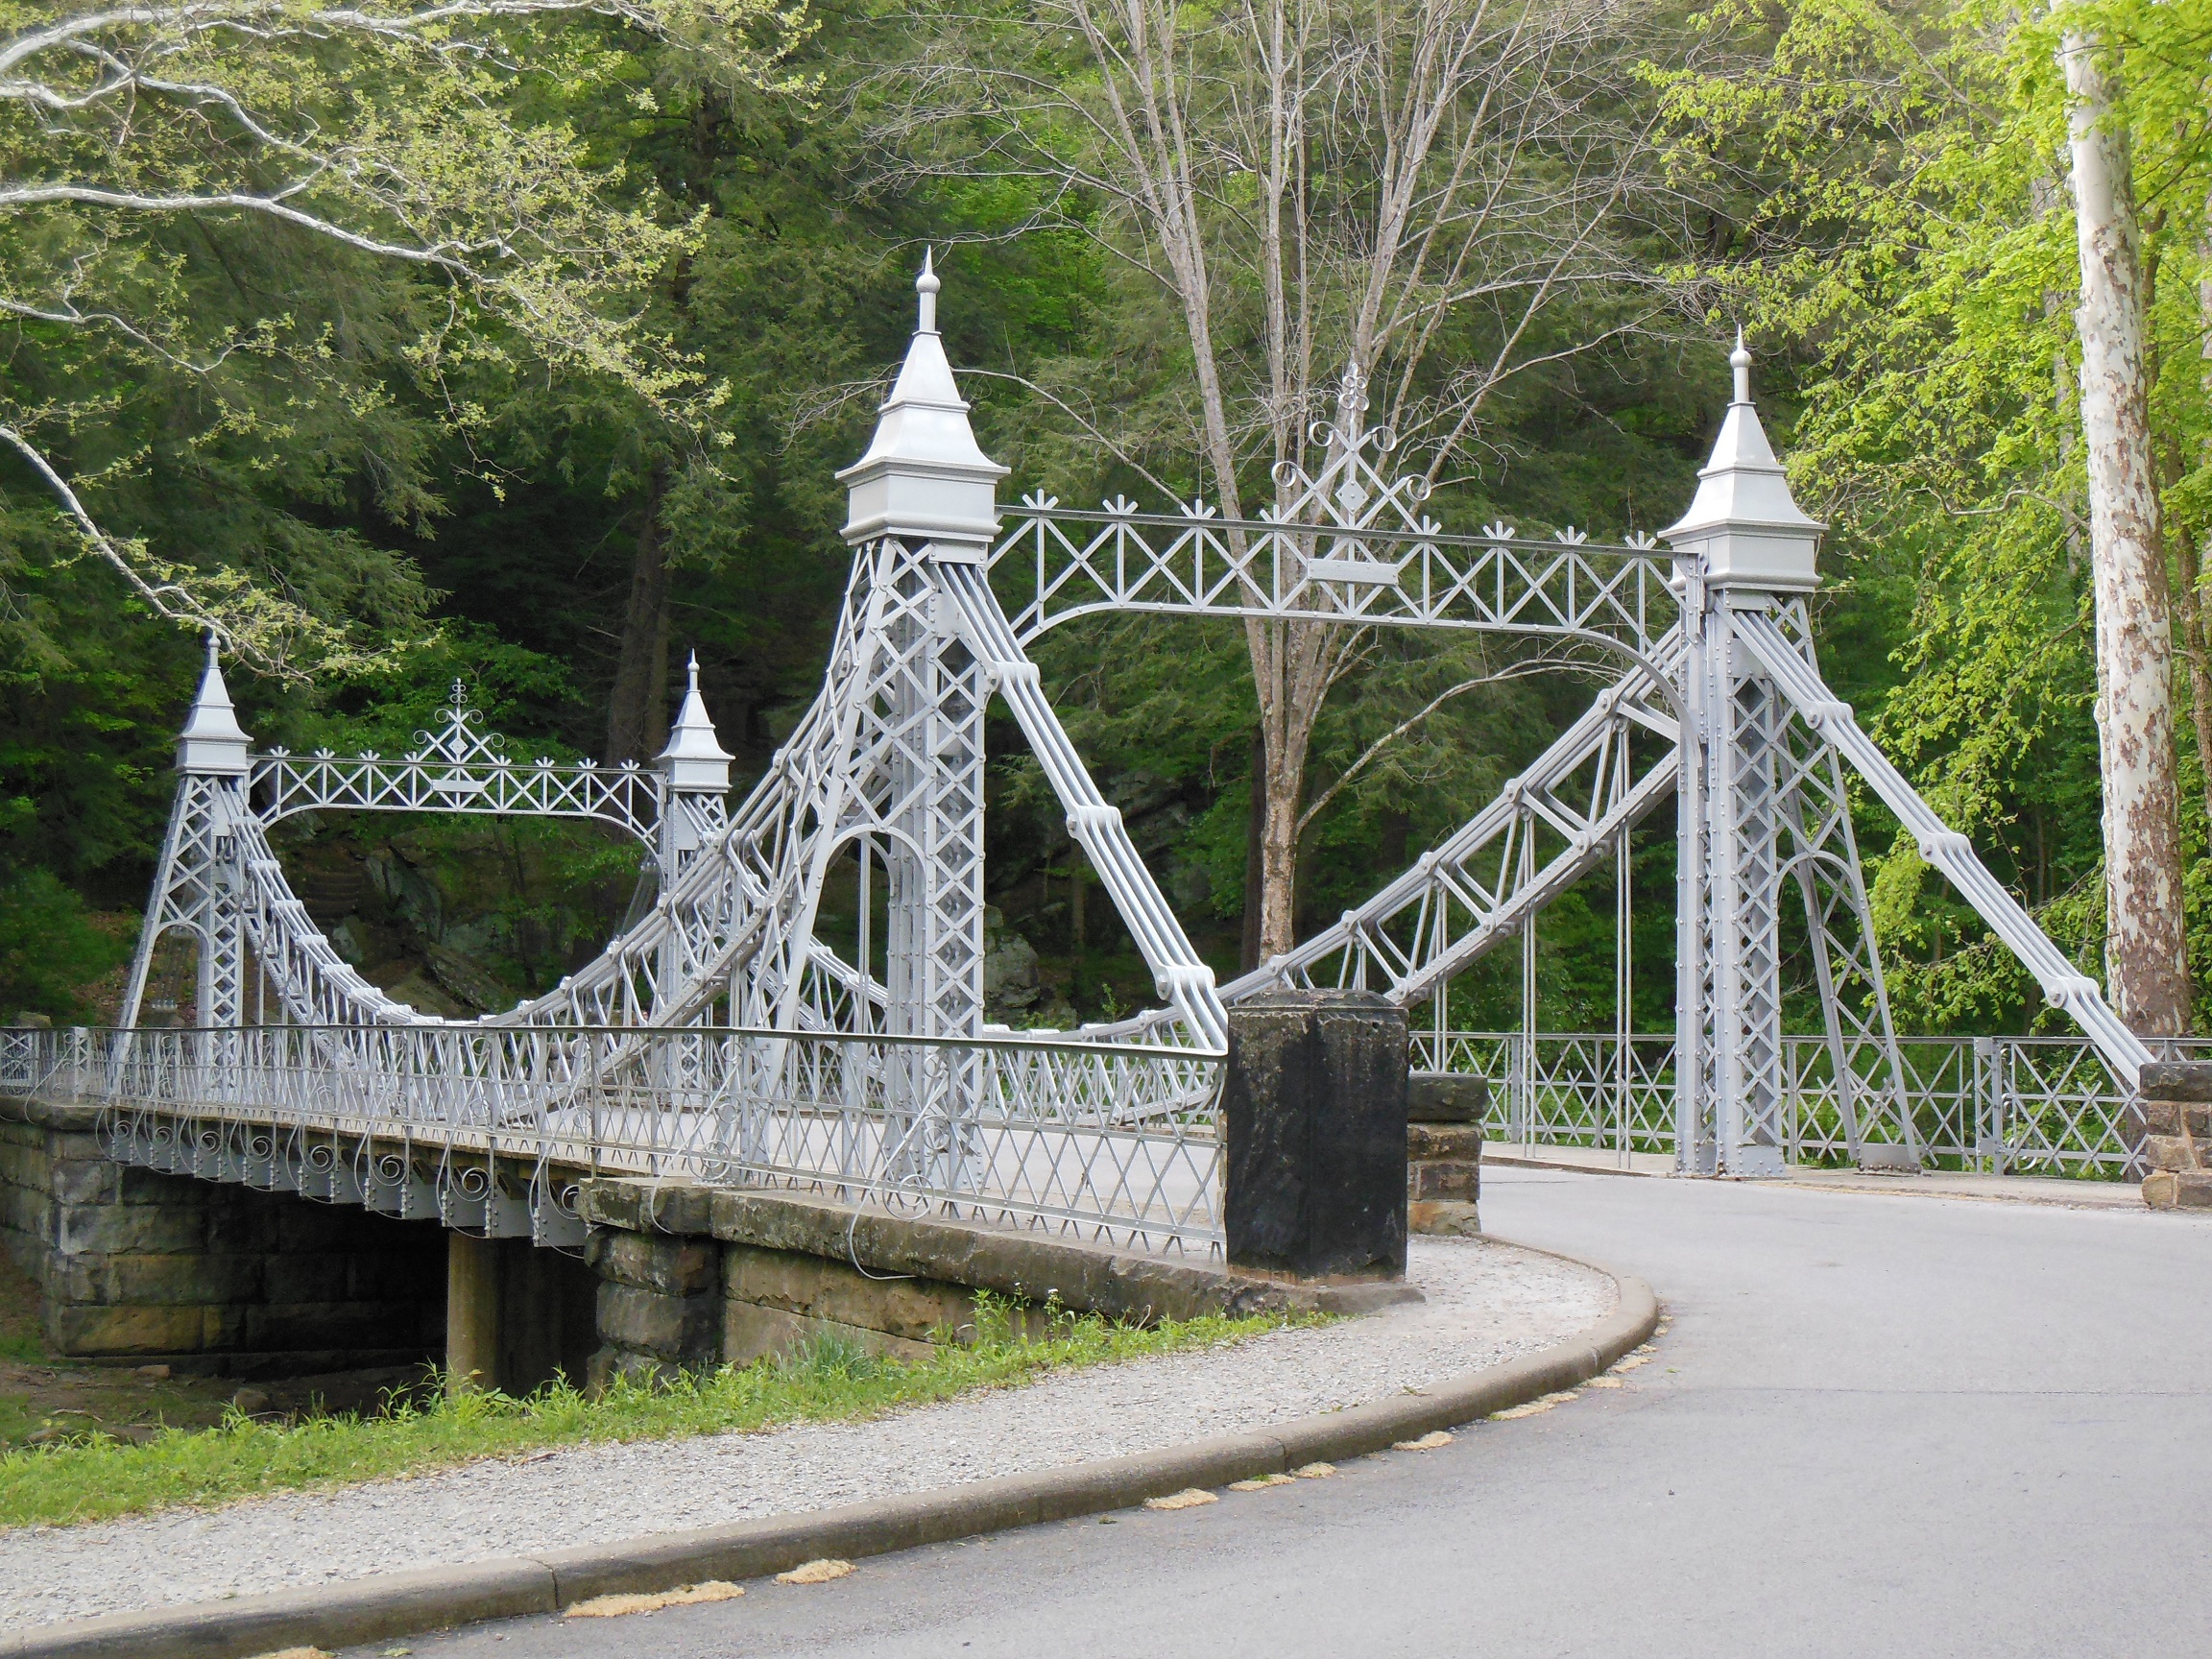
97,274,2152,1233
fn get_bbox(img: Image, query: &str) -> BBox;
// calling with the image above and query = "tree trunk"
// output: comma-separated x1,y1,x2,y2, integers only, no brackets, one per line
2195,243,2212,837
1070,859,1086,957
2175,579,2212,829
1254,617,1333,961
605,465,672,765
2156,421,2212,829
2062,28,2192,1037
1241,727,1266,973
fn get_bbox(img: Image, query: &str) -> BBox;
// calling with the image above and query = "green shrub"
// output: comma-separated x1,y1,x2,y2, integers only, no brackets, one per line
0,870,130,1021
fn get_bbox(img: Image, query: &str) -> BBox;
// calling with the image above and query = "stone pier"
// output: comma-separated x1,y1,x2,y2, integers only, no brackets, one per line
2140,1061,2212,1210
574,1180,1420,1388
1,1095,448,1376
1407,1071,1484,1236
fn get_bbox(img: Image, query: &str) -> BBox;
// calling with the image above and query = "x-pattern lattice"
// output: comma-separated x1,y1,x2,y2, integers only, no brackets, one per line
253,686,662,845
994,373,1679,664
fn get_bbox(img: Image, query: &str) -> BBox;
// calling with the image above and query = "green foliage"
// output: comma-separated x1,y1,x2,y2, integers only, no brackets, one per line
1655,0,2212,1033
0,1,808,672
0,1303,1310,1530
0,871,129,1021
23,0,2183,1046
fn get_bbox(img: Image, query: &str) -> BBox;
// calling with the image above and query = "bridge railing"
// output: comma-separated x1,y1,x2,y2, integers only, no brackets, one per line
1415,1030,2167,1177
2,1024,1225,1253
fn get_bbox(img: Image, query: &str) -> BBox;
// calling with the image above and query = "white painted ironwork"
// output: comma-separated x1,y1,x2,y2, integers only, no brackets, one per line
1411,1028,2158,1178
3,1024,1220,1252
1731,606,2152,1086
254,688,664,845
992,369,1680,669
57,266,2156,1262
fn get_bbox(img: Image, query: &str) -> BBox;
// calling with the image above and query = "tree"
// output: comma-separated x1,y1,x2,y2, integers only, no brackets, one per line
0,0,805,674
1654,0,2212,1035
876,0,1692,958
2057,12,2190,1037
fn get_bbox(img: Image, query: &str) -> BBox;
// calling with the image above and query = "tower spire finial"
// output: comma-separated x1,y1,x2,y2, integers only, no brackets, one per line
179,632,252,775
1661,325,1821,591
916,250,939,335
837,245,1006,552
659,646,732,792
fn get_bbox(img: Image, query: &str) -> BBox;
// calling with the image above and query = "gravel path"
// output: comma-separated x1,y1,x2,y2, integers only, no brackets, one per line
0,1237,1612,1630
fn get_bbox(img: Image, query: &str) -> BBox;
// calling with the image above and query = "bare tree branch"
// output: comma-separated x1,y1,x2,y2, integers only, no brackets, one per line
1295,649,1610,834
0,0,808,671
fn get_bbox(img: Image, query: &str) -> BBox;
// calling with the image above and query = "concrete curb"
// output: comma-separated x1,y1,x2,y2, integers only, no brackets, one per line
12,1246,1660,1659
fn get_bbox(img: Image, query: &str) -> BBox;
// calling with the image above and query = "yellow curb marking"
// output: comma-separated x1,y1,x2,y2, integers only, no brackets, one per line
567,1581,745,1618
1490,1389,1581,1421
1143,1487,1219,1511
777,1559,855,1585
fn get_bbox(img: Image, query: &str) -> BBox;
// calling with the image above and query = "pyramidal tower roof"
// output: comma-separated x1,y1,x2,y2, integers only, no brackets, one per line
177,633,252,775
658,651,733,792
836,252,1008,554
1662,333,1823,591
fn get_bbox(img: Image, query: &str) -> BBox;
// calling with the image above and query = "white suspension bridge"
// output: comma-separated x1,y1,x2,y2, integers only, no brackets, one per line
1,263,2158,1255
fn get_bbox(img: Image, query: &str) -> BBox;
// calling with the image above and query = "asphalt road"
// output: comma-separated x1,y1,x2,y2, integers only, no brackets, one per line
360,1171,2212,1659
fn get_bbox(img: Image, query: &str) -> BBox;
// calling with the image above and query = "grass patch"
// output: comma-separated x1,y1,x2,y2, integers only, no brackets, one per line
0,1296,1311,1530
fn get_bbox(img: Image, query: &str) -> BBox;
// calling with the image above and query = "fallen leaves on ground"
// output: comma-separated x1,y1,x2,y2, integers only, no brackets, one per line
1228,1473,1297,1491
1142,1487,1218,1510
777,1559,856,1584
565,1581,745,1618
1293,1462,1336,1479
1491,1390,1580,1421
1391,1431,1455,1451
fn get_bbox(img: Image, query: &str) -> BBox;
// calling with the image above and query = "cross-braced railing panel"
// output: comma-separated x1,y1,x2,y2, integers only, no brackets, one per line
10,1025,1224,1252
1435,1031,1681,1158
1414,1029,2168,1176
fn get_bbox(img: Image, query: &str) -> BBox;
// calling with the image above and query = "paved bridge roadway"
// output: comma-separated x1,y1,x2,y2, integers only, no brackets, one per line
349,1171,2212,1659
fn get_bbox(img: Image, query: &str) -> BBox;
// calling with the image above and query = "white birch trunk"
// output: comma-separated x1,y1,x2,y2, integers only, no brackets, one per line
2062,26,2192,1036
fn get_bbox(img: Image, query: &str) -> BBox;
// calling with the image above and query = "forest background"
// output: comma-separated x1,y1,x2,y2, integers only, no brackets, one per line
5,0,2210,1042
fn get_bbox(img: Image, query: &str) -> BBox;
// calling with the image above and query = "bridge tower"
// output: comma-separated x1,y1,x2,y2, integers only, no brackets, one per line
119,637,255,1030
656,650,735,889
823,252,1007,1046
1664,338,1910,1175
